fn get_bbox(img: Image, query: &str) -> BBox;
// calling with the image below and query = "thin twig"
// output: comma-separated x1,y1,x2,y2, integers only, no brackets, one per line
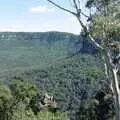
47,0,76,16
47,0,103,50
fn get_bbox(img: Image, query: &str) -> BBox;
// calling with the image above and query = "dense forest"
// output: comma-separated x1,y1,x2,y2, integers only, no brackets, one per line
0,32,96,79
1,0,120,119
0,32,114,120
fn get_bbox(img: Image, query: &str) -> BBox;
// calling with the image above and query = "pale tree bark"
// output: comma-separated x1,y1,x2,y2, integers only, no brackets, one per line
101,48,120,120
100,48,120,120
112,68,120,120
107,49,120,120
46,0,120,119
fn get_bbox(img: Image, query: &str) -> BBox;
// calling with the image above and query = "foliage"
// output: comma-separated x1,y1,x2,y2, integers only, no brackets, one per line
75,99,99,120
43,0,120,119
0,53,114,120
0,32,79,76
0,84,12,101
10,80,38,103
0,31,107,120
89,16,120,44
0,84,13,120
11,102,37,120
0,27,117,119
37,112,69,120
7,55,104,119
11,101,69,120
75,86,114,120
86,1,120,119
0,81,69,120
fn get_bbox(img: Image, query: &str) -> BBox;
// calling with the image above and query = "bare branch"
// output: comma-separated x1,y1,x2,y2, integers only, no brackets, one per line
77,17,87,32
47,0,103,50
81,12,89,18
47,0,89,18
75,0,89,18
77,0,81,9
73,0,79,12
46,0,76,16
73,0,89,18
77,16,103,50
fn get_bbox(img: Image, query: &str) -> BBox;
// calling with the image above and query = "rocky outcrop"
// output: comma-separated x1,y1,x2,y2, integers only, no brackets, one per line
0,31,97,54
29,93,58,115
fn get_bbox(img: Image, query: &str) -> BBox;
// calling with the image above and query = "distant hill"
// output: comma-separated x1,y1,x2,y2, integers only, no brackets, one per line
0,32,96,74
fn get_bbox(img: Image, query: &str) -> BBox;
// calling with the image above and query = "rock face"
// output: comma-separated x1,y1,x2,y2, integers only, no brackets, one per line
39,93,58,112
0,31,96,54
0,32,78,44
30,93,58,115
0,31,97,72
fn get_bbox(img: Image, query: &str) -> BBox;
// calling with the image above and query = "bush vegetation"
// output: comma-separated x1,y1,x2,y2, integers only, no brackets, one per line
0,32,115,119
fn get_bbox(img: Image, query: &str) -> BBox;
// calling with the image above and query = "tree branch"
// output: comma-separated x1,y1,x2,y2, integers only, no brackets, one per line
81,12,89,18
73,0,79,12
47,0,103,50
88,34,104,50
47,0,89,18
73,0,89,18
47,0,76,16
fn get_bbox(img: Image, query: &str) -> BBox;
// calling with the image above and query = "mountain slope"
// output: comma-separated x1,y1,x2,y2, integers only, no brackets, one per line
0,32,79,71
7,54,104,119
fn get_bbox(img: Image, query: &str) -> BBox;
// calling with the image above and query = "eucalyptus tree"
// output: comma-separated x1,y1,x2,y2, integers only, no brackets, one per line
46,0,120,119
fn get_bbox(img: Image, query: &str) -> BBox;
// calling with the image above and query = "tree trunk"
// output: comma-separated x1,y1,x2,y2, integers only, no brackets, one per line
112,68,120,120
104,50,120,120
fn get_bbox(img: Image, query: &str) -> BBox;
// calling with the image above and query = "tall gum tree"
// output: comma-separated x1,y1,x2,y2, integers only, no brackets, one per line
46,0,120,119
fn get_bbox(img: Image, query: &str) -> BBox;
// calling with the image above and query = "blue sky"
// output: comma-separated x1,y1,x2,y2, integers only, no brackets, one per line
0,0,84,34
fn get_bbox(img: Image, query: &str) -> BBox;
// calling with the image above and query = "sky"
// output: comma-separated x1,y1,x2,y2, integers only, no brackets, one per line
0,0,86,34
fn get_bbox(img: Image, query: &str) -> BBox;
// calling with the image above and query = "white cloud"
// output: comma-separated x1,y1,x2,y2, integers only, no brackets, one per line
31,6,54,13
0,29,13,32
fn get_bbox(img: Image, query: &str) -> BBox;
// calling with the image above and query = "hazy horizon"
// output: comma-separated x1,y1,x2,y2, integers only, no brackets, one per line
0,0,86,34
0,30,79,35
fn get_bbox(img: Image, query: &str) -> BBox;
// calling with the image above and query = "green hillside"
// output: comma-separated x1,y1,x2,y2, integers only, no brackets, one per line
0,32,110,120
4,54,105,119
0,32,80,75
